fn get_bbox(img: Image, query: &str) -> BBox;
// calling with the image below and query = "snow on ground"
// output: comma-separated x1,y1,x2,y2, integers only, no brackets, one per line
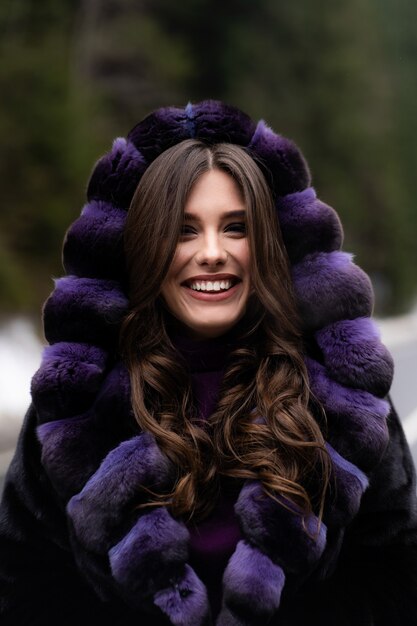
377,308,417,350
0,317,44,432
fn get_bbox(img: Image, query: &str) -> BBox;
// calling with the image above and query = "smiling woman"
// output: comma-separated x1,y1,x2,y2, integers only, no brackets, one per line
1,100,417,626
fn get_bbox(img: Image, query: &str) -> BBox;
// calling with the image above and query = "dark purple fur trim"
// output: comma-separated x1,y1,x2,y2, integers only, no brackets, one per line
315,317,394,397
37,414,108,500
43,276,128,347
292,252,374,330
87,138,146,208
109,508,190,600
92,361,133,429
127,107,192,162
33,360,137,501
67,433,174,552
128,100,256,163
191,100,256,145
63,200,127,280
277,188,344,263
306,357,390,471
324,444,369,527
153,564,210,626
235,481,326,572
31,342,108,422
219,540,285,623
248,120,311,195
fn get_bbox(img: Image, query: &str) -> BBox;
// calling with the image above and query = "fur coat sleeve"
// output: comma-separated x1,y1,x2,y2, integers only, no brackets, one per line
0,405,164,626
278,398,417,626
1,399,416,626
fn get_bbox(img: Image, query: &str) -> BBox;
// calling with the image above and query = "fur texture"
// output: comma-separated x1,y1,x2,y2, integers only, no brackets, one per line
31,341,108,420
218,540,285,624
235,482,326,572
64,200,127,280
87,137,146,208
43,276,129,346
67,434,175,552
153,564,211,626
248,120,311,194
109,508,190,599
315,317,394,397
277,188,344,264
292,251,374,330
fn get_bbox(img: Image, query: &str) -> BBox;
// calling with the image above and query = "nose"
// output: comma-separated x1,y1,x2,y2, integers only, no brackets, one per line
195,232,228,266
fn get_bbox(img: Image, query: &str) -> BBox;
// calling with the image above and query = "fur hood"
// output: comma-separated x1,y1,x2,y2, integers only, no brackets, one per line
30,100,394,625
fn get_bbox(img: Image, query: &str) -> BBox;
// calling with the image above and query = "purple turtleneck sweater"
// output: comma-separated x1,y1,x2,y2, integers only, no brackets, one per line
173,334,243,618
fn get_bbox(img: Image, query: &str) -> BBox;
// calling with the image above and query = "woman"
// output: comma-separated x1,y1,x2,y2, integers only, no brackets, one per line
0,100,416,625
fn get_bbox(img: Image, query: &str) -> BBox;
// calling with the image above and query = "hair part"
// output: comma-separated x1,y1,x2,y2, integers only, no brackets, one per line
120,139,330,527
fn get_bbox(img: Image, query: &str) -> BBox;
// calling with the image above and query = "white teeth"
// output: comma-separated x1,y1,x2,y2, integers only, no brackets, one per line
188,279,233,292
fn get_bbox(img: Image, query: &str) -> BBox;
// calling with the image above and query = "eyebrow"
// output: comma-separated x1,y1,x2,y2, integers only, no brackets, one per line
183,210,246,221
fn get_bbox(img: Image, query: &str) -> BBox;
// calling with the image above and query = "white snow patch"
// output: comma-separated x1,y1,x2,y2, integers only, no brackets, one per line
403,407,417,446
377,301,417,349
0,317,44,429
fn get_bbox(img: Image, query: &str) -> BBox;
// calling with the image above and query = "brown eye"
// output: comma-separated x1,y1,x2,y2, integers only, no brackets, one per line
225,222,246,234
180,225,196,236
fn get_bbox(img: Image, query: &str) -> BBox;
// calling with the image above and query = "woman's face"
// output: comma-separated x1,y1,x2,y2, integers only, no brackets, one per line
161,168,251,340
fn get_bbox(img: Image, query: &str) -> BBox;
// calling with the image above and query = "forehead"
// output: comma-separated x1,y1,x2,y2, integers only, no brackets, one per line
184,169,245,218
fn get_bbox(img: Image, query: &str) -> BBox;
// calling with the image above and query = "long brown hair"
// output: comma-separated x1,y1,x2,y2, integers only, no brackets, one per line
120,139,330,523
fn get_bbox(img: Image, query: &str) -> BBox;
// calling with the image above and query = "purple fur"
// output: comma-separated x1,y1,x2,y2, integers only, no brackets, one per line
219,540,285,623
235,481,327,572
277,188,344,263
306,357,390,470
37,414,107,500
87,137,146,208
31,342,108,421
315,317,394,397
35,361,135,500
292,251,374,330
128,100,256,164
191,100,256,145
128,107,192,162
67,433,174,552
248,120,311,194
92,361,133,427
43,276,128,347
215,611,245,626
63,200,127,280
109,508,190,600
153,564,210,626
324,444,369,527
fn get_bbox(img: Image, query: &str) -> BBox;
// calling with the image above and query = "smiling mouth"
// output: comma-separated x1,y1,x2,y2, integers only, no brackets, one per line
182,278,240,293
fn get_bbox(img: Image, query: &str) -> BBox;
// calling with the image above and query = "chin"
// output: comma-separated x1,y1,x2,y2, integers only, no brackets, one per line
186,318,242,340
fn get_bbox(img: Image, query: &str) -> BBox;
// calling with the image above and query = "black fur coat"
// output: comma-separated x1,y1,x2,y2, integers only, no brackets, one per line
1,400,417,625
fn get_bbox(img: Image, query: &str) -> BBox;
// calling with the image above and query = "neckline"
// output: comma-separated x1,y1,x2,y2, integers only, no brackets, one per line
171,332,233,373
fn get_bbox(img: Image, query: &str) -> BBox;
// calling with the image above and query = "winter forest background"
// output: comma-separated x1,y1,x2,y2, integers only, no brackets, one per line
1,0,416,323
